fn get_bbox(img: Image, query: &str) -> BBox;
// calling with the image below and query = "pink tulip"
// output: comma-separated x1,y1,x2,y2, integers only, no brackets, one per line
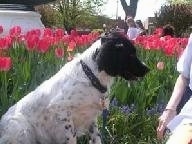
157,61,164,70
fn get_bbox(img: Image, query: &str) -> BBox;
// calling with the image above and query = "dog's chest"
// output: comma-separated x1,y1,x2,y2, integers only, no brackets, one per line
48,81,103,132
68,89,102,128
72,101,102,131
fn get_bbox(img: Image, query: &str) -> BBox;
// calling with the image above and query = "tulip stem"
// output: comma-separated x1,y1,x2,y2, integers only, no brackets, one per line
0,72,9,114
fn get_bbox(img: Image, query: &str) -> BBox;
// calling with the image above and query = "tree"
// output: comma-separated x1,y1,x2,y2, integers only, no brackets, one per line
35,5,59,27
36,0,110,30
119,0,139,19
119,0,139,34
53,0,106,33
155,4,192,37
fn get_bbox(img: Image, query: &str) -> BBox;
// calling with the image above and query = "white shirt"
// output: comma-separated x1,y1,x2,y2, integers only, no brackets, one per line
127,27,140,40
177,33,192,90
168,33,192,132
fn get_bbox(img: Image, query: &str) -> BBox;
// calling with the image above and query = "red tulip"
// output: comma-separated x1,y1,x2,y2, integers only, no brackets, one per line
43,28,53,37
134,31,189,57
25,34,39,51
0,57,12,71
55,47,64,58
67,41,76,52
0,36,13,49
9,26,22,37
37,37,51,53
55,28,64,38
26,29,41,38
62,35,70,44
70,29,78,37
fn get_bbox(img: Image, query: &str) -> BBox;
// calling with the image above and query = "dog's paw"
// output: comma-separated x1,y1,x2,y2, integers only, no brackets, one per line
89,137,102,144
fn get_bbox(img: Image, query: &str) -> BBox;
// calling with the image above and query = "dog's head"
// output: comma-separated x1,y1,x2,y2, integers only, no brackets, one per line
94,32,149,80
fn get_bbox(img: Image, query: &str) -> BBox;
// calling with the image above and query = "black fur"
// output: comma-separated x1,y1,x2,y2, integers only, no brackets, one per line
96,32,149,80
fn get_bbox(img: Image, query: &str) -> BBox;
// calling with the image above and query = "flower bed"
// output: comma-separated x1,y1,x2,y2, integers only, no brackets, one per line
0,26,99,115
0,26,189,143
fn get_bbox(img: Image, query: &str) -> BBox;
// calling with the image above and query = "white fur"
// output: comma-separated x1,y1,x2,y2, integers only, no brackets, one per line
0,39,113,144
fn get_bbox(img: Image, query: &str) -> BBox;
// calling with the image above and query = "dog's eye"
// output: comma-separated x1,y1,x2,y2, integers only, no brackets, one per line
92,48,100,61
129,54,136,57
115,43,124,47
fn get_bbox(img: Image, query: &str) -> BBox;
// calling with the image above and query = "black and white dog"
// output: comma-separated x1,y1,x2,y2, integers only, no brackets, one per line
0,32,149,144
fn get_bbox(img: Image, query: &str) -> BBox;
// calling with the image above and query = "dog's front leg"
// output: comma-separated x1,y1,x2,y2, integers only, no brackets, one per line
88,122,102,144
52,111,77,144
47,105,77,144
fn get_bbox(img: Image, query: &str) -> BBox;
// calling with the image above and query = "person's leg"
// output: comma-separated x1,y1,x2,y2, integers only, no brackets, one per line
166,123,192,144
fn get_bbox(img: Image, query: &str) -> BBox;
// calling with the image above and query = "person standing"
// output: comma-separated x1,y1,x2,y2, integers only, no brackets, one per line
126,17,140,40
135,20,146,35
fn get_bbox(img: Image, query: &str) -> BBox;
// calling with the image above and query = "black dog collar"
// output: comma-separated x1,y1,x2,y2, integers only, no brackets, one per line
80,60,107,93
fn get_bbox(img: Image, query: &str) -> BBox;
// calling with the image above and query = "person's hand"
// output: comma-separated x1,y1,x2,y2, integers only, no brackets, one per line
157,109,177,140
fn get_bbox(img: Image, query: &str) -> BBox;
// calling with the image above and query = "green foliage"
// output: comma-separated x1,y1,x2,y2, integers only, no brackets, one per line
0,44,65,115
110,47,178,113
0,36,178,143
155,4,192,37
0,40,87,116
168,0,192,4
52,0,107,32
36,5,59,27
78,15,114,29
77,108,164,144
82,0,107,14
36,0,112,30
53,0,82,31
76,44,179,143
98,108,164,144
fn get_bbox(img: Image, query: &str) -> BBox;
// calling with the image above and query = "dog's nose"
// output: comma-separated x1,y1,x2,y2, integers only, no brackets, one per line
139,62,150,77
142,65,150,76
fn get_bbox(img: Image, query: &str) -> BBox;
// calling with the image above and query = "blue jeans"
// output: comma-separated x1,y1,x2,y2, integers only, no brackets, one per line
177,86,192,113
